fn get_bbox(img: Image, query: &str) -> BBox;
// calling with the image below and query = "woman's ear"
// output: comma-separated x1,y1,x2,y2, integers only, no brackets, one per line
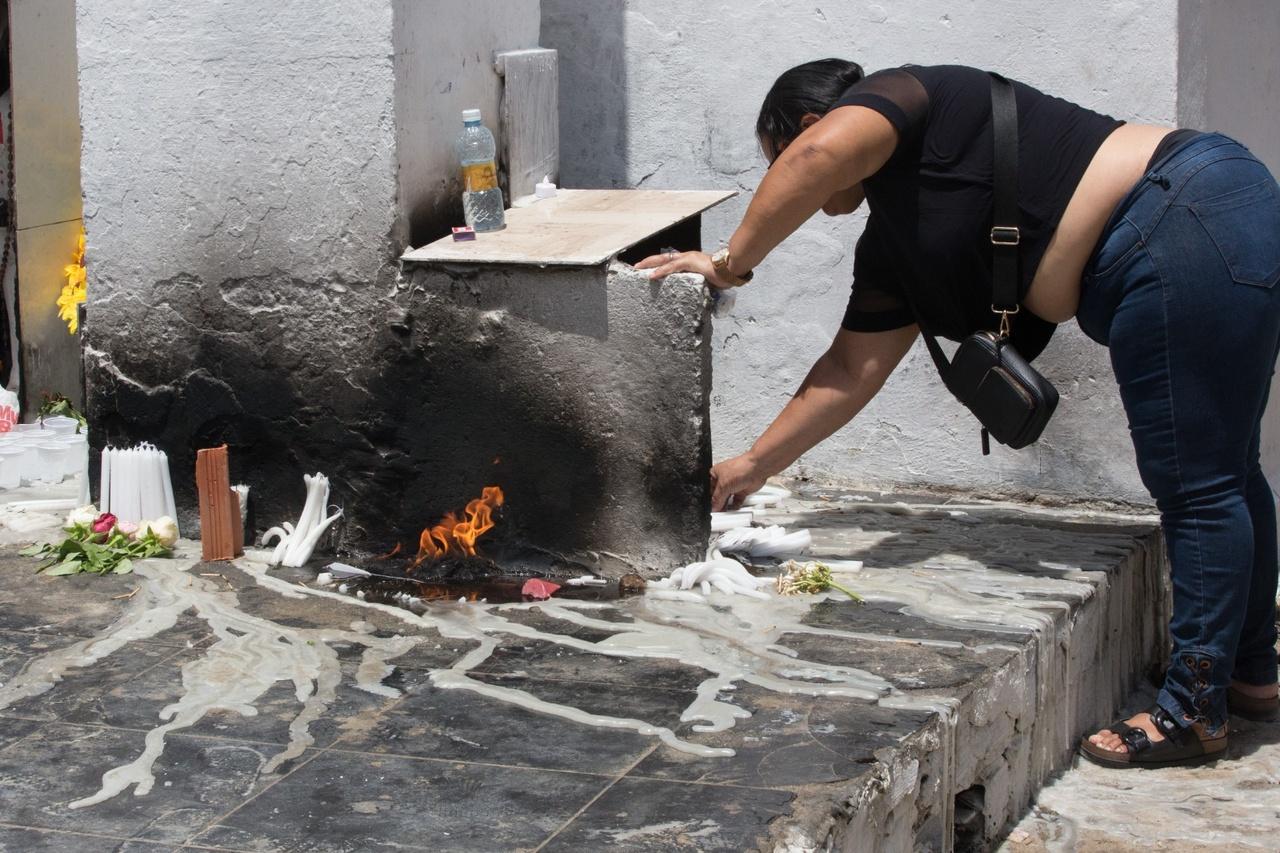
798,112,823,131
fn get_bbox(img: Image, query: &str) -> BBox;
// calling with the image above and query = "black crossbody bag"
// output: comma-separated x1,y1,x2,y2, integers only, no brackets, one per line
910,73,1059,455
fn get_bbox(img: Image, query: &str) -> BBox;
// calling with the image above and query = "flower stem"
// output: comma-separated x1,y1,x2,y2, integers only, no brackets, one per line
827,580,863,603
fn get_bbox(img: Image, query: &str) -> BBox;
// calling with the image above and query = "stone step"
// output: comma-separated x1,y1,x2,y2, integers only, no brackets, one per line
756,485,1167,852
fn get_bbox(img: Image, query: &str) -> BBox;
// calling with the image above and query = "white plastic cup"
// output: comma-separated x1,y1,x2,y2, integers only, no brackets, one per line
11,442,47,471
9,432,47,451
41,416,79,436
12,422,42,434
0,451,20,489
12,443,39,485
36,443,69,483
52,434,87,479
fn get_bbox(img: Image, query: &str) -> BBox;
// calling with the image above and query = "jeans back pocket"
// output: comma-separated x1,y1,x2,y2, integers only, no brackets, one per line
1191,178,1280,288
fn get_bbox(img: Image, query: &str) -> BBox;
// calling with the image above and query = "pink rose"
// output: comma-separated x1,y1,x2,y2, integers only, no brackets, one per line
91,512,118,534
117,521,139,538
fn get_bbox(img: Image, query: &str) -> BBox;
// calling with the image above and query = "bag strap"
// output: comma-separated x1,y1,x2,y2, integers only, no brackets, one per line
908,71,1021,385
989,73,1020,318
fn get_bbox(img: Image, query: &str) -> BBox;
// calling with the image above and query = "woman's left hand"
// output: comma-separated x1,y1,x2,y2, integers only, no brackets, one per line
634,250,736,289
710,452,768,512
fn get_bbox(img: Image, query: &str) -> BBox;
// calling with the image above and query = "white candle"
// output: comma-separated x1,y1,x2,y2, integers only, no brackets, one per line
100,446,113,513
160,449,178,536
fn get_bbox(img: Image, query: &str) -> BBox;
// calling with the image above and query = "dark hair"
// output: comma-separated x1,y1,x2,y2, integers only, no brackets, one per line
756,58,865,159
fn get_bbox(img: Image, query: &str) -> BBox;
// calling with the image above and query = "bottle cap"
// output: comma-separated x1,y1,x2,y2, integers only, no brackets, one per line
462,108,482,124
535,174,557,199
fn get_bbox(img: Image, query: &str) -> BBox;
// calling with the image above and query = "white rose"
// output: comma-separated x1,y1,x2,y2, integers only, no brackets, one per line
139,516,179,548
66,504,99,528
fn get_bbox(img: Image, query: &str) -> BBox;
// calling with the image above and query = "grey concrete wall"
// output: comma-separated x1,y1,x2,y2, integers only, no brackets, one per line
77,0,543,543
397,262,711,572
540,0,628,189
394,0,541,246
550,0,1189,504
78,0,400,288
1178,0,1280,496
78,0,709,570
0,88,17,392
10,0,83,411
78,0,401,536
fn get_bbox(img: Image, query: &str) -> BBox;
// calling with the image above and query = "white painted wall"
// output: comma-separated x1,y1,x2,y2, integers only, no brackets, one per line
541,1,628,189
79,0,544,281
394,0,541,245
1178,0,1280,496
78,0,400,288
548,0,1186,503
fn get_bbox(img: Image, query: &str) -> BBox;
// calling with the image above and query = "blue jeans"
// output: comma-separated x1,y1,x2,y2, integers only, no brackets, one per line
1078,132,1280,732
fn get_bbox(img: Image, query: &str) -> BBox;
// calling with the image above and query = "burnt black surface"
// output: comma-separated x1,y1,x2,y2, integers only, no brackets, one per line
338,540,620,604
84,265,710,571
349,574,621,606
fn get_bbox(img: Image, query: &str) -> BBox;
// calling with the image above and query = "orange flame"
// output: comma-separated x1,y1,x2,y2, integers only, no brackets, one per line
416,486,505,563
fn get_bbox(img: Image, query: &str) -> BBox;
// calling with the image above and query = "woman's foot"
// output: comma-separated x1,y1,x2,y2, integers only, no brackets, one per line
1078,706,1228,768
1086,712,1165,755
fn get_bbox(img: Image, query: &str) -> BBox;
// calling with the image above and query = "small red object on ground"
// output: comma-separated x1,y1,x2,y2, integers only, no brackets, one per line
452,226,477,241
521,578,561,600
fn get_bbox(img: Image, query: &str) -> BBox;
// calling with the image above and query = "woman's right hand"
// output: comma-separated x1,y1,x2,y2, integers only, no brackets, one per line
634,250,738,289
710,453,769,511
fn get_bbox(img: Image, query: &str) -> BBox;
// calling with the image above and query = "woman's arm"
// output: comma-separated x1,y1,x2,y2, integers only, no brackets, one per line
726,107,897,274
636,106,898,283
711,324,918,510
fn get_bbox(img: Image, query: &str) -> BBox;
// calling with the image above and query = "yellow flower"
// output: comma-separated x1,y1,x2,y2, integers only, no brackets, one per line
57,228,86,334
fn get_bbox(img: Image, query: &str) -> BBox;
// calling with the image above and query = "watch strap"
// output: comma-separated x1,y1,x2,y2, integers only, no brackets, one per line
712,249,753,286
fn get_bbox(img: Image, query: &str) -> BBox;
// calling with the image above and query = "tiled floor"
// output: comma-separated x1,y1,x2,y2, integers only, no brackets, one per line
0,488,1165,852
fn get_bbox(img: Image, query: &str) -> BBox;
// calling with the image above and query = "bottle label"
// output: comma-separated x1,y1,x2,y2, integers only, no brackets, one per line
462,162,498,192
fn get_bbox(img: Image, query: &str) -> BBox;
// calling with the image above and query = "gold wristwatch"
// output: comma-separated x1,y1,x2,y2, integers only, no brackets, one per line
711,248,754,287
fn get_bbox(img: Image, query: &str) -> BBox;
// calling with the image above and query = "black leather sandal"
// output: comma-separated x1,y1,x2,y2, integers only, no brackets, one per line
1077,706,1228,769
1228,685,1279,722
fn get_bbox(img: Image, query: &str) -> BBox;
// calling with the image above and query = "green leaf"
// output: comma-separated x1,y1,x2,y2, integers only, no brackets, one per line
83,547,111,574
19,521,170,579
56,539,85,558
65,522,91,540
37,395,88,428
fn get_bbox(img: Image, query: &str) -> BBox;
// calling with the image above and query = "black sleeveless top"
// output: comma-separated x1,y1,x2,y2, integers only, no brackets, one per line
835,65,1123,359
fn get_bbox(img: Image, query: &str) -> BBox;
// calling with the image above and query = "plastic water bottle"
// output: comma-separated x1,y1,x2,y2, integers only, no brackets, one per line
458,109,506,232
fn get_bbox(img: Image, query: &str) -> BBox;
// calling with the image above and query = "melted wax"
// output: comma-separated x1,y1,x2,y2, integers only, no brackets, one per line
0,491,1107,810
